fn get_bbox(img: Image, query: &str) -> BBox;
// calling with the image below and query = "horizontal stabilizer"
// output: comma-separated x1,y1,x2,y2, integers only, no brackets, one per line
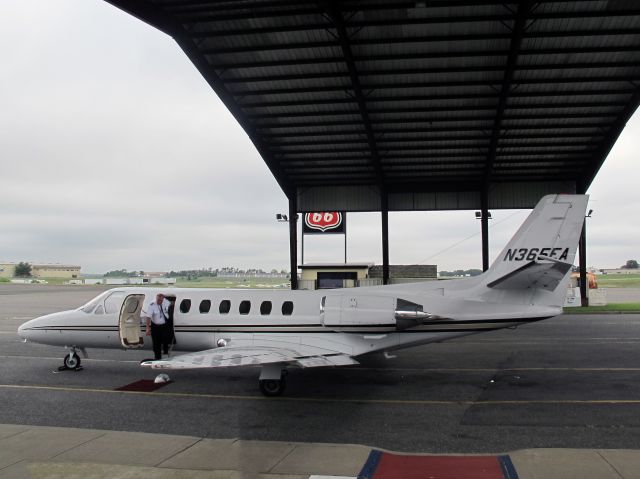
486,259,572,291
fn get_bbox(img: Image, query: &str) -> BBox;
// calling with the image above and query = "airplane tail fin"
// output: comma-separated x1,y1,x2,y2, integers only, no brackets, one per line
481,194,589,307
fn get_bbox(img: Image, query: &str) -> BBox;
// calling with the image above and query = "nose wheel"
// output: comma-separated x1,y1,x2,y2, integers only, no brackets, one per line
63,352,81,369
58,347,85,371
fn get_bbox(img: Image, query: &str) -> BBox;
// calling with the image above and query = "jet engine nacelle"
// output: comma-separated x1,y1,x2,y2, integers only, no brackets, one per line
321,295,436,330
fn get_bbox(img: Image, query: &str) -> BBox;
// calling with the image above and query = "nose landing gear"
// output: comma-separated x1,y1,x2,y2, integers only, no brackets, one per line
58,347,86,371
63,351,81,369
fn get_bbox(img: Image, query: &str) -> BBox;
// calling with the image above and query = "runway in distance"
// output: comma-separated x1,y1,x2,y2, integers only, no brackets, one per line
18,194,588,396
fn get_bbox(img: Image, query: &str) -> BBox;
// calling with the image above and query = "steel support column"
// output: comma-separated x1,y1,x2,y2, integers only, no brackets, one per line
481,188,490,272
381,192,390,285
579,219,588,307
288,196,298,290
577,183,588,306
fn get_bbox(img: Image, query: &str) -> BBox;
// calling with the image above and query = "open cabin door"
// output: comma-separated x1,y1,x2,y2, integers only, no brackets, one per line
119,294,145,348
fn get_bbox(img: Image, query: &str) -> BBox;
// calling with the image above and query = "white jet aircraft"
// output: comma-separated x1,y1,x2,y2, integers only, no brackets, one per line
18,194,588,396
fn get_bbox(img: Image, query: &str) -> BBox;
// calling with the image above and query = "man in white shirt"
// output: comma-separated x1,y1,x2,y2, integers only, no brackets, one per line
141,293,171,360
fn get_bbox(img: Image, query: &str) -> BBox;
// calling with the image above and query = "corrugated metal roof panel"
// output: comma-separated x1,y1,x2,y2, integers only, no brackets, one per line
107,0,640,210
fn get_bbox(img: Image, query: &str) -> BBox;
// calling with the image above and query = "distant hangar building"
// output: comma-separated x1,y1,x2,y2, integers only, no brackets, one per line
0,263,81,280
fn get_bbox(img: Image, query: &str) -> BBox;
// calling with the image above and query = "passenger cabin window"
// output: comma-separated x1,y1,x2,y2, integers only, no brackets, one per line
239,300,251,315
282,301,294,316
260,301,272,315
180,299,192,313
199,300,211,314
219,300,231,314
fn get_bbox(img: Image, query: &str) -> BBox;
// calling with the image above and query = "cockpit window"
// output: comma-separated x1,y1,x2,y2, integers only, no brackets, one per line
81,303,97,314
104,292,125,314
94,305,104,315
79,291,111,314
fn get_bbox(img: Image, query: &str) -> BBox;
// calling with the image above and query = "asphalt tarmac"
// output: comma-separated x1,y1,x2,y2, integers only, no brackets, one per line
2,284,640,453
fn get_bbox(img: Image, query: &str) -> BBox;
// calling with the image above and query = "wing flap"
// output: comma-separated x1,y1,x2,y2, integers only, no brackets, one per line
141,346,357,370
296,354,359,368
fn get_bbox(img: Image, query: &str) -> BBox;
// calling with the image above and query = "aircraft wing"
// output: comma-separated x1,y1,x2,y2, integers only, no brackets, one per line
141,346,359,370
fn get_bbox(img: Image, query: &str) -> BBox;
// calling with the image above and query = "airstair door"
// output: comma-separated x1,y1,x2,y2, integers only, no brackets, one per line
119,294,145,348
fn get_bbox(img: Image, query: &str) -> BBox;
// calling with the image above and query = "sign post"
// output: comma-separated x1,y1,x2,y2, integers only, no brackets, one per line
303,212,347,264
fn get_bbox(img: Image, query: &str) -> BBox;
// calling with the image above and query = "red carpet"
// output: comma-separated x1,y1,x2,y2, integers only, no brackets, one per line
358,451,519,479
115,380,170,392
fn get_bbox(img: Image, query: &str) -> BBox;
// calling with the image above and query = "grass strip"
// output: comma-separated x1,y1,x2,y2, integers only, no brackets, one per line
564,303,640,313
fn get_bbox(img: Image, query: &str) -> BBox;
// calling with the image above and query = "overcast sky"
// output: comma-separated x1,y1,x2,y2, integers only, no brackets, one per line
1,1,639,274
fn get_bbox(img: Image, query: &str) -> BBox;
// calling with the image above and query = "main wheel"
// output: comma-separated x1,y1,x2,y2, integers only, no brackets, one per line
259,378,286,397
64,352,81,369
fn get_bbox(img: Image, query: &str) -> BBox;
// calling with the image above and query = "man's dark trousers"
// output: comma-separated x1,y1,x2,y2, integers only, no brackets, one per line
150,322,169,360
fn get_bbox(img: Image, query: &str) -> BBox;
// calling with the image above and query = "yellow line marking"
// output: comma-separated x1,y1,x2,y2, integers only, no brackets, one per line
3,356,640,373
2,384,640,406
0,355,141,364
459,336,640,344
352,367,640,373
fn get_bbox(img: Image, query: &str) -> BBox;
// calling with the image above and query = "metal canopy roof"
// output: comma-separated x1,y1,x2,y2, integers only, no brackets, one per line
106,0,640,210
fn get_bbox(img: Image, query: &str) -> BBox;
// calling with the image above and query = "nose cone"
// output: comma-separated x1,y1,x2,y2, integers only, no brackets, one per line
18,314,58,342
18,318,37,341
18,310,84,345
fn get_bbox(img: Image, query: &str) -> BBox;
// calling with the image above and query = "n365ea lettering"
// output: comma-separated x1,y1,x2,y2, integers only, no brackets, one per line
504,247,569,261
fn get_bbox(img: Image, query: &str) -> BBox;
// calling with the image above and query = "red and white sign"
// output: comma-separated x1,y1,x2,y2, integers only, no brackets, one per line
303,212,345,234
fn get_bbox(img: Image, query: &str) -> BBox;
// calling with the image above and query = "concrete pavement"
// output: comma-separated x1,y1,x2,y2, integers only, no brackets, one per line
1,424,639,479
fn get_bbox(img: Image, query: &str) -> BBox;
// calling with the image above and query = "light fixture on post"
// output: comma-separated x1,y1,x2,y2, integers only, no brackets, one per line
276,213,303,266
475,211,492,220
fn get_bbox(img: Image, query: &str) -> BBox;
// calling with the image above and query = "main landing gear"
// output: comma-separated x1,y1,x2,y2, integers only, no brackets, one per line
258,364,287,397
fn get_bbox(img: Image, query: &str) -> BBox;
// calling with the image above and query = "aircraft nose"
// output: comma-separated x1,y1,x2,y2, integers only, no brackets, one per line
18,319,30,339
18,318,38,341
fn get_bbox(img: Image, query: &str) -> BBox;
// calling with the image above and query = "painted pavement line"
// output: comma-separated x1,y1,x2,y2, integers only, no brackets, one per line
0,355,141,363
3,384,640,406
349,366,640,373
4,355,640,373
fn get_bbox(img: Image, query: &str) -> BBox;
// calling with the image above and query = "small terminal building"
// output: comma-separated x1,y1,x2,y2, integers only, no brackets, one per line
299,263,436,290
0,262,81,279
